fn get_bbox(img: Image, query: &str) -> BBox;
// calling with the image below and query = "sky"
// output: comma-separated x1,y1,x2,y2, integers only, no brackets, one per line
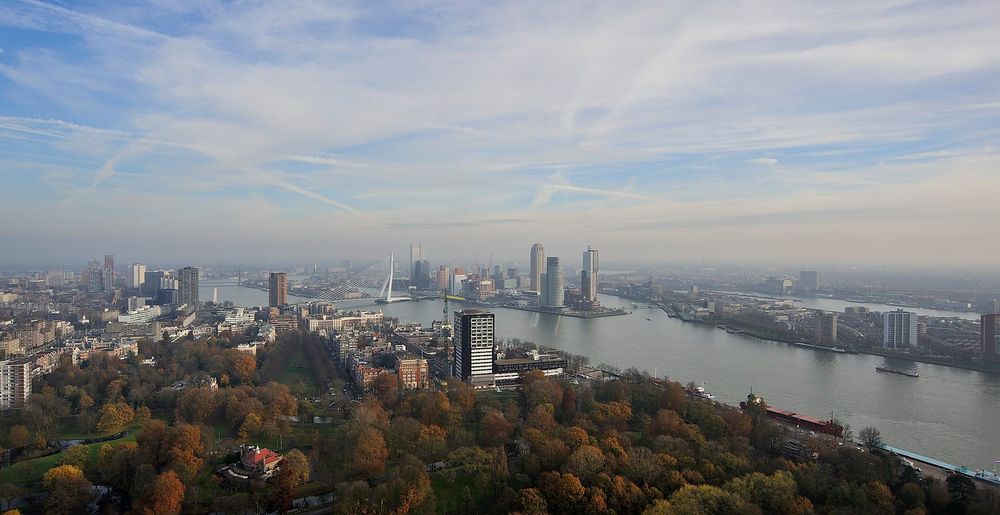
1,0,999,268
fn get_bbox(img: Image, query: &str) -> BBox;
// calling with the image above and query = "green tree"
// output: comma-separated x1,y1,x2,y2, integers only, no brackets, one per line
58,445,91,469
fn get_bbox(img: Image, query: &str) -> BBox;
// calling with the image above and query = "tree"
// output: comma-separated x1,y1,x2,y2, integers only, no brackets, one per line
138,470,185,515
6,426,30,449
279,449,310,485
519,488,548,514
562,445,606,484
415,424,448,462
42,465,93,515
233,354,257,385
270,463,297,513
96,402,134,433
58,445,90,469
372,373,399,407
724,471,798,513
167,424,204,482
352,427,388,478
663,484,748,515
946,473,976,503
538,471,586,513
480,410,513,447
859,426,883,449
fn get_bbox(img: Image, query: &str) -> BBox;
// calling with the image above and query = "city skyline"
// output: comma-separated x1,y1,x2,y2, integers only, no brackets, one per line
2,2,1000,266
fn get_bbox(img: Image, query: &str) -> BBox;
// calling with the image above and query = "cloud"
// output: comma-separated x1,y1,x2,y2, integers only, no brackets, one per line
746,157,779,165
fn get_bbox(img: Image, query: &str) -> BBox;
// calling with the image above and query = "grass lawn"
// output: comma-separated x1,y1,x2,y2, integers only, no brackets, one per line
277,352,320,396
431,474,491,515
0,430,138,490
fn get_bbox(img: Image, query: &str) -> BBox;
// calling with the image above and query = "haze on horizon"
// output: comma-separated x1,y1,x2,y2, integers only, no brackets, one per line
1,1,999,267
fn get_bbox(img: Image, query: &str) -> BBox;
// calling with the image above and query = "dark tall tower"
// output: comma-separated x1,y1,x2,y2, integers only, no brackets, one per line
269,272,288,307
177,267,199,307
983,314,999,361
103,255,115,292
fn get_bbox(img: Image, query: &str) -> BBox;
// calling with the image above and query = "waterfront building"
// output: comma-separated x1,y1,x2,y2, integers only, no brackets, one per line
542,257,564,308
128,263,146,290
530,243,545,293
103,254,115,292
269,272,288,307
982,314,999,361
413,260,431,289
409,243,425,279
452,309,495,388
494,351,567,388
449,271,466,296
177,267,199,307
0,358,32,410
883,309,917,350
799,270,819,291
582,246,599,302
815,312,838,346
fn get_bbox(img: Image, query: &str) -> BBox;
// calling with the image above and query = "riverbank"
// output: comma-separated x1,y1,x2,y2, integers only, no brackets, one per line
503,305,629,318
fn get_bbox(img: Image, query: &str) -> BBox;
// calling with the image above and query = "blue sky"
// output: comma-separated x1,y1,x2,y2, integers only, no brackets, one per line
1,0,999,266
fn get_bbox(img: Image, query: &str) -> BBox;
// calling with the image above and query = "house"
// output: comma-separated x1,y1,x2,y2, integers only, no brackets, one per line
240,445,283,478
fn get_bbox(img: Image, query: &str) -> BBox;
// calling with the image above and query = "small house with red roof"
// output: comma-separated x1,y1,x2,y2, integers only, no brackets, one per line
239,445,283,478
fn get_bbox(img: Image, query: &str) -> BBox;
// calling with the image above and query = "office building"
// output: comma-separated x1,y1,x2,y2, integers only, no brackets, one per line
0,359,32,410
177,267,199,307
882,309,917,350
395,354,430,389
494,352,567,388
581,246,599,302
530,243,545,293
269,272,288,307
409,243,425,279
541,257,564,308
87,260,104,293
103,255,115,292
799,271,819,292
143,270,167,297
128,263,146,290
452,309,495,388
413,260,431,290
983,314,1000,361
436,266,449,290
449,270,466,296
815,312,838,346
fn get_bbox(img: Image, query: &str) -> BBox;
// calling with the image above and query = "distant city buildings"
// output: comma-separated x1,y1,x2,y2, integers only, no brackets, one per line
269,272,287,307
128,263,146,290
530,243,545,293
436,266,449,290
409,243,425,280
452,308,495,388
799,270,819,292
413,260,431,290
815,312,838,346
882,309,917,350
177,267,199,307
103,254,115,293
982,314,999,361
87,260,103,293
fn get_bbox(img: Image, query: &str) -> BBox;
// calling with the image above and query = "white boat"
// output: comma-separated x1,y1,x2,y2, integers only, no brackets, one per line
686,384,716,401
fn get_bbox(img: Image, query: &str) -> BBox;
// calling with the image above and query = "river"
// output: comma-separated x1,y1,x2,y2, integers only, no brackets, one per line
203,284,1000,472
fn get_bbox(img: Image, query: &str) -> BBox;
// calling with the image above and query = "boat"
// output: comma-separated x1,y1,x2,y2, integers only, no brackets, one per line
685,384,716,401
789,341,848,353
876,366,919,378
646,318,652,321
740,394,844,437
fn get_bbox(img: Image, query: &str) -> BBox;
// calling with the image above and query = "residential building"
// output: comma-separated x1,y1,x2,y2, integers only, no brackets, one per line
0,358,32,410
883,309,917,350
530,243,545,293
177,267,199,307
103,254,115,292
129,263,146,290
815,312,838,346
982,314,1000,361
581,246,599,302
395,354,429,389
453,309,495,388
87,260,104,293
269,272,287,307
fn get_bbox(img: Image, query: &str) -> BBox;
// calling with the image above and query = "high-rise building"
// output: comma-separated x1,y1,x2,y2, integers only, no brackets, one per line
436,266,449,290
177,267,199,307
0,359,32,410
128,263,146,290
581,246,599,302
409,243,425,279
269,272,288,307
413,260,431,290
452,309,495,388
542,257,564,308
103,255,115,292
86,260,104,293
882,309,917,350
143,270,167,297
815,312,838,346
799,271,819,292
530,243,545,293
982,314,1000,361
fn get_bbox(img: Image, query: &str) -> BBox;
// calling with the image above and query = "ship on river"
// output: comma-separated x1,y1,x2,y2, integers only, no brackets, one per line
740,394,844,437
876,366,919,378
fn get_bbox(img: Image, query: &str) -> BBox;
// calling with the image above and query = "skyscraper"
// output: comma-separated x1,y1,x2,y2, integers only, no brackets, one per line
436,266,449,290
269,272,288,307
452,309,495,389
103,255,115,292
177,267,199,307
815,312,838,346
128,263,146,290
799,271,819,292
543,256,564,308
882,309,917,350
413,260,431,289
86,260,103,293
143,270,166,297
409,243,425,279
581,246,599,302
530,243,545,293
982,314,999,361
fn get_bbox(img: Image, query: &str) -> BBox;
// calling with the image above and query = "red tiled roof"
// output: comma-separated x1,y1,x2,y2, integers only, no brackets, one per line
245,448,282,466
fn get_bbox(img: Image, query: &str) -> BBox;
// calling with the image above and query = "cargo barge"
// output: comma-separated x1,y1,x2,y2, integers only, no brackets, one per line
740,394,843,437
876,366,919,378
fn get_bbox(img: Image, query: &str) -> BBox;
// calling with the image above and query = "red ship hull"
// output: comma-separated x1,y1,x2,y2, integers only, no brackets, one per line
741,402,844,437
